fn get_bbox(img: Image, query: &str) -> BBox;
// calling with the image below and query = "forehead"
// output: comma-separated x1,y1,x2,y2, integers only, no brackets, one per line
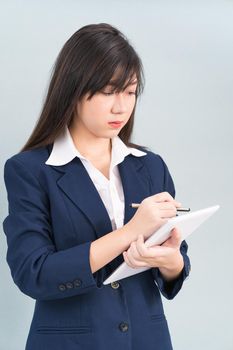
106,75,138,88
84,70,139,100
106,68,137,85
107,79,137,86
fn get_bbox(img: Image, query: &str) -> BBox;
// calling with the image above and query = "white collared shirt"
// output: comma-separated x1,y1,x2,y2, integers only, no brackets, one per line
45,126,147,230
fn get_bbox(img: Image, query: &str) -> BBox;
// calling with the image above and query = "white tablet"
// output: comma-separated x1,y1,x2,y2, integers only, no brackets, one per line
103,205,220,285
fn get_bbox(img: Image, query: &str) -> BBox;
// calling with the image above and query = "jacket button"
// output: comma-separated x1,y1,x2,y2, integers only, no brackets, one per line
111,281,120,289
66,282,74,289
74,279,82,288
119,322,129,332
58,284,66,292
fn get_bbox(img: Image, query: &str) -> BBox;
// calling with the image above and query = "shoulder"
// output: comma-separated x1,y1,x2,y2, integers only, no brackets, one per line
130,147,175,195
133,146,168,174
3,145,51,177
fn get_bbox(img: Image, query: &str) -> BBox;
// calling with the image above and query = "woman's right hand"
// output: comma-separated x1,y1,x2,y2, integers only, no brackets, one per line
126,192,182,241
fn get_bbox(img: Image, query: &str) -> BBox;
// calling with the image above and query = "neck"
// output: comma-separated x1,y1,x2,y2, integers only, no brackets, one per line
68,123,112,160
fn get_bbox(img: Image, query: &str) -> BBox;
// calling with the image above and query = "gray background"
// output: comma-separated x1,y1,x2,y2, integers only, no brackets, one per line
0,1,232,349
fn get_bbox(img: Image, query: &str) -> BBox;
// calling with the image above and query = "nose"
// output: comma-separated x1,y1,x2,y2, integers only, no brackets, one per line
111,93,128,114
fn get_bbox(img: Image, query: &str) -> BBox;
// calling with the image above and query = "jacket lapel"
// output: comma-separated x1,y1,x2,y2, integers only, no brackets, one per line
47,145,151,240
118,155,151,225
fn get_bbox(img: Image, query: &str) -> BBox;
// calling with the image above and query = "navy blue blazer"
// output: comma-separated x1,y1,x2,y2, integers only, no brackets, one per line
2,144,190,350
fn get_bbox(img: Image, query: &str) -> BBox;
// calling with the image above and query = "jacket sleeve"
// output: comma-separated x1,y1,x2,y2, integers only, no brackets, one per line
2,157,102,301
147,153,191,300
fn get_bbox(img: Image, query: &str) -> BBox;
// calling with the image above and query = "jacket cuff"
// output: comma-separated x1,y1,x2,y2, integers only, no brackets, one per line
151,252,191,300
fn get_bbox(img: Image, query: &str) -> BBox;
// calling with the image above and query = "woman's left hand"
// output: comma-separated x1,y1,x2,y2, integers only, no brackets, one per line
123,227,184,281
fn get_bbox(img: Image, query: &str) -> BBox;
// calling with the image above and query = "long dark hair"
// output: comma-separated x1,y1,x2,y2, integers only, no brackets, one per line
20,23,149,153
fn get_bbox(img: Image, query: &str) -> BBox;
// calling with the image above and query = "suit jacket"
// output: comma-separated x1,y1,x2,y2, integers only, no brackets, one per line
2,144,191,350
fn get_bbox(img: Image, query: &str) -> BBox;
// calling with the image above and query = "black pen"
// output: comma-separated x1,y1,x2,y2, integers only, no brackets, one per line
130,203,191,212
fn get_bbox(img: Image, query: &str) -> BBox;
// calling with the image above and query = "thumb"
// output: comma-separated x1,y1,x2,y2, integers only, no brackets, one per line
163,227,181,248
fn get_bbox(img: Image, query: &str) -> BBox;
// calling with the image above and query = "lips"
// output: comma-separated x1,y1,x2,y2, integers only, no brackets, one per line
108,121,123,128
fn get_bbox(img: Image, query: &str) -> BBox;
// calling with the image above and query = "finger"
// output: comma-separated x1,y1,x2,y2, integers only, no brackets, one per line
159,207,177,218
172,227,182,246
152,192,181,207
148,244,168,257
163,228,182,247
129,241,142,260
152,192,174,202
158,202,178,212
158,202,177,210
123,251,135,268
136,235,156,258
127,244,141,265
126,246,150,268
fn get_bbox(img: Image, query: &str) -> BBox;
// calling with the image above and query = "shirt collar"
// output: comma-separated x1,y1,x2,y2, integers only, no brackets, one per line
45,125,147,167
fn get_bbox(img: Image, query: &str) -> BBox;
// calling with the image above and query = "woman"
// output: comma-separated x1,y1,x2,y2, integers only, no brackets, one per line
2,23,191,350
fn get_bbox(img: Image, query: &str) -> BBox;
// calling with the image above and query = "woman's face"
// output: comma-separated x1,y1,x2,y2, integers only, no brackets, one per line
74,77,137,139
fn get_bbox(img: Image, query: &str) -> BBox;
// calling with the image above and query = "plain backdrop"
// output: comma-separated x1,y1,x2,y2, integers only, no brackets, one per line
0,1,232,349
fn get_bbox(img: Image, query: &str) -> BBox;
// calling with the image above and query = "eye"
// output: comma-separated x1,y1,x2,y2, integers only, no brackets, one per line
102,92,114,96
101,90,136,96
101,89,115,96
